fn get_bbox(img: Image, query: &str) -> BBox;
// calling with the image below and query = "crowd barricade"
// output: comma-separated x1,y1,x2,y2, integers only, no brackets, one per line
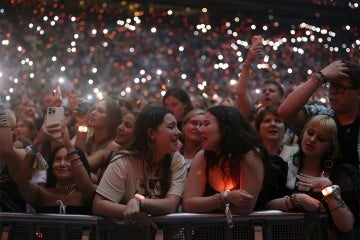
0,210,359,240
0,212,99,240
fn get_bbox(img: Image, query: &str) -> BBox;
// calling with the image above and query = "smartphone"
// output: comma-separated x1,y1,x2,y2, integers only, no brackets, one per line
77,100,89,115
45,107,64,137
252,35,263,45
53,85,62,101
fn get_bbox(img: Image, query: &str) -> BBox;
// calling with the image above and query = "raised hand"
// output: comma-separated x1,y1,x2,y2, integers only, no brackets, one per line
297,173,332,191
320,60,350,82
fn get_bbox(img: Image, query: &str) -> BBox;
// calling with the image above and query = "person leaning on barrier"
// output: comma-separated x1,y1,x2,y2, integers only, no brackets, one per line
253,106,290,209
265,115,359,233
92,107,187,230
86,110,140,184
182,106,267,227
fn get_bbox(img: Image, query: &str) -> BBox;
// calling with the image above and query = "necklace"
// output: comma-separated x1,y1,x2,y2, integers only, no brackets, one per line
56,183,77,191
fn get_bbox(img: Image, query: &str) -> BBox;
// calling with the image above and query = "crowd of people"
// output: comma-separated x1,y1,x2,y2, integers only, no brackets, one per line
0,1,359,109
0,0,359,238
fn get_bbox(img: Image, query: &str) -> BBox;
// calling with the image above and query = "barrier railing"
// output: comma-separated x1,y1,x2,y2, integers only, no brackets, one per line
0,211,358,239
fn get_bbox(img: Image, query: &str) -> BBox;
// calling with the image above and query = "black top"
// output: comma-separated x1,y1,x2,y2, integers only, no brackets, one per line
0,163,26,212
36,205,92,215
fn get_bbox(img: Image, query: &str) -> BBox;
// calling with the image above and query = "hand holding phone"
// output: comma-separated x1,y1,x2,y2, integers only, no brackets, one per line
252,35,263,45
51,86,63,107
45,107,64,138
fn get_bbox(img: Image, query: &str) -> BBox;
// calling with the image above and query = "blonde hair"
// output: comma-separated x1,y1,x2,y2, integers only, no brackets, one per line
302,115,340,171
182,109,206,125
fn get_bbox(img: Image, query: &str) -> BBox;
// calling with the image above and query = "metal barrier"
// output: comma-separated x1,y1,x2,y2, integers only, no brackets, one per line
0,211,358,240
0,212,99,240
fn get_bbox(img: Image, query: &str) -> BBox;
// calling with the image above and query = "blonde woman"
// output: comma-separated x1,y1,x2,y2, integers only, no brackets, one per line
266,115,358,233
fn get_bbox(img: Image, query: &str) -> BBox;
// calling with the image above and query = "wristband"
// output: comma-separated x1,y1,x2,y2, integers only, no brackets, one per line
66,149,78,157
0,104,9,127
322,185,341,201
221,191,233,228
308,71,326,86
25,145,39,155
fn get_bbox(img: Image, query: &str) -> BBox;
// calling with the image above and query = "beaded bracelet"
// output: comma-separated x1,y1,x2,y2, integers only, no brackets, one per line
69,156,81,162
290,194,302,210
212,193,225,209
0,103,8,127
282,196,291,211
66,149,78,157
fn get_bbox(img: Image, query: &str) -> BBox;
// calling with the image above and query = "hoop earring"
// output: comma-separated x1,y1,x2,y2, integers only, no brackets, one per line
324,159,334,170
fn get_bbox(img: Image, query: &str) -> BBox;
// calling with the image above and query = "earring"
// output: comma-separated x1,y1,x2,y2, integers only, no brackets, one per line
324,159,334,170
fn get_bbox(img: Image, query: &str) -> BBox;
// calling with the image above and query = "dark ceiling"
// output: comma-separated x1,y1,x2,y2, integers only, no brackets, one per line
125,0,359,26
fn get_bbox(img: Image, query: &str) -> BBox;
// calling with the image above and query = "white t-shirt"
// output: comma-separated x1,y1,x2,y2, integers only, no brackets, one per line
96,151,186,204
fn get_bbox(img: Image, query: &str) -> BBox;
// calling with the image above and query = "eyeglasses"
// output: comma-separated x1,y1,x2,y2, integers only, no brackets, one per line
186,120,203,128
325,83,358,94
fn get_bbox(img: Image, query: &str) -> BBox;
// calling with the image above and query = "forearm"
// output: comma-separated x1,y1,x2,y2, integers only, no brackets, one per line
138,195,181,215
18,181,42,207
92,194,127,218
87,149,109,172
237,65,254,119
278,73,325,122
67,148,96,202
182,195,218,213
327,195,355,233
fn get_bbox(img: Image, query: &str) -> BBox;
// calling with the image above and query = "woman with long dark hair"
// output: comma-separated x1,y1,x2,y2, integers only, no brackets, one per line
182,106,267,220
92,107,186,229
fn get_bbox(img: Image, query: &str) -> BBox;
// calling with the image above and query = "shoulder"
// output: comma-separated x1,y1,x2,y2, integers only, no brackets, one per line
171,151,184,162
108,152,134,170
242,149,265,168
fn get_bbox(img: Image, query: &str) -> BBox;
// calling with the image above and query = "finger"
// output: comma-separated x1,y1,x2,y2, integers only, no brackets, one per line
150,221,158,230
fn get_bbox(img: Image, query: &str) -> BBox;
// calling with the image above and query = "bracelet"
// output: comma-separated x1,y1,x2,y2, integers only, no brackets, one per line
330,199,346,212
66,149,78,157
317,70,326,81
25,145,39,155
69,156,81,162
281,196,290,211
308,71,326,87
225,202,233,228
212,193,225,210
290,194,302,210
321,185,341,202
220,190,230,205
0,103,8,127
220,191,233,228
